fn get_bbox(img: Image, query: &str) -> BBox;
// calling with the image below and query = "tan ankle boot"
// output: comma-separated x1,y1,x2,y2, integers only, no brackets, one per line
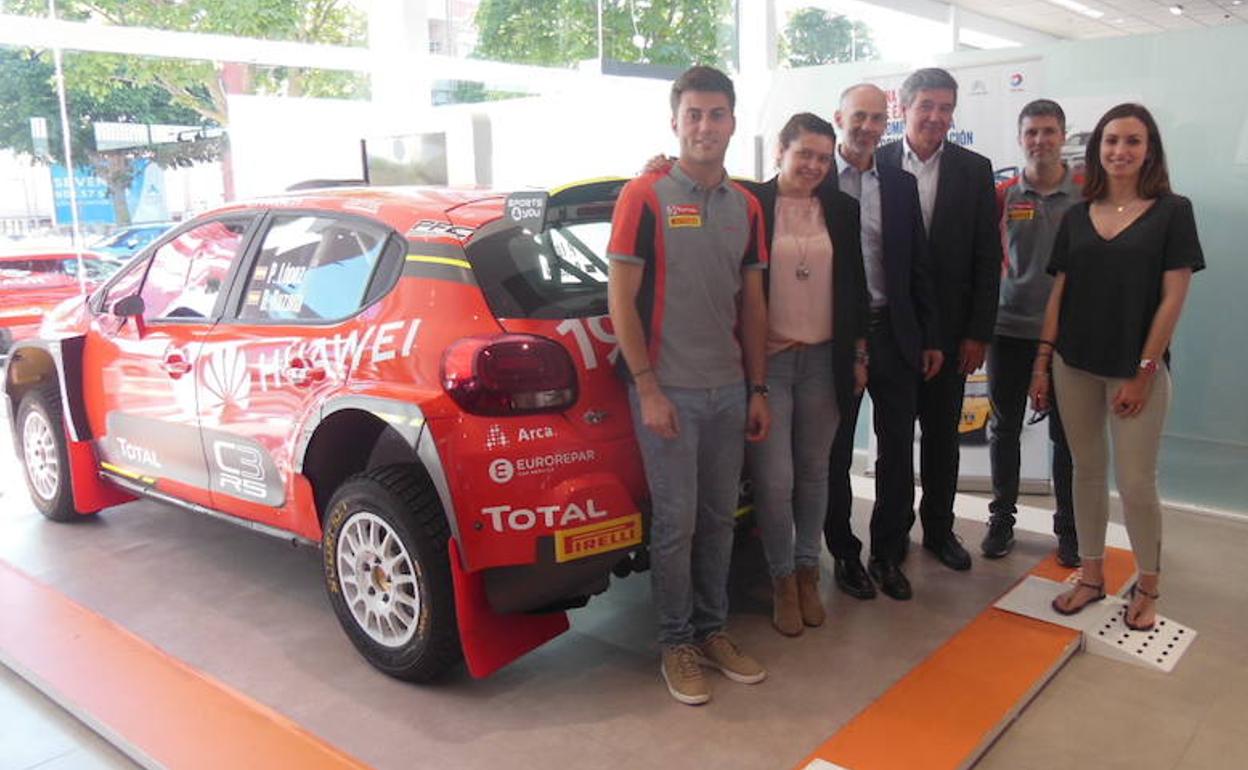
772,574,803,636
796,566,826,627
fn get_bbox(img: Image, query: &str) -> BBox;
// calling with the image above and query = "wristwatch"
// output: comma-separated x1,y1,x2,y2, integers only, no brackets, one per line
1138,358,1158,376
749,383,770,398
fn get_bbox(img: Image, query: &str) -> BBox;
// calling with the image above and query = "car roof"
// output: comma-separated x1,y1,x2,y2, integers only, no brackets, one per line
0,251,104,263
207,186,511,234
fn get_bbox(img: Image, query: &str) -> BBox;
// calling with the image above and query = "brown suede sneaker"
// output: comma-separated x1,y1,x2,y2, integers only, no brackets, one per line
661,644,710,705
795,566,826,627
772,573,803,636
696,632,766,684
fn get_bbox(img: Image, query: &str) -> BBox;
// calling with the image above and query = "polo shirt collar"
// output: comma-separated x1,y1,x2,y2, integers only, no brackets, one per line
669,162,731,193
1018,163,1080,198
903,135,944,166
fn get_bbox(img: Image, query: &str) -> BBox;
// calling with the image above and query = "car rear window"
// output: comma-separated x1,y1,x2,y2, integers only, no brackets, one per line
462,202,613,320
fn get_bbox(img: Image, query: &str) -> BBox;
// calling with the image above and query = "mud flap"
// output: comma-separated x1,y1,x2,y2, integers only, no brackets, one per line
66,438,134,514
448,539,569,678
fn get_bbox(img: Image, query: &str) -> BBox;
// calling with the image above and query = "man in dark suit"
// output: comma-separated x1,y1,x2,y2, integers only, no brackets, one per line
823,83,943,601
876,68,1002,572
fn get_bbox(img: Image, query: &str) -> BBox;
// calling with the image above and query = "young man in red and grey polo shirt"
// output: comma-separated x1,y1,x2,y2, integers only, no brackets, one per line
607,66,770,706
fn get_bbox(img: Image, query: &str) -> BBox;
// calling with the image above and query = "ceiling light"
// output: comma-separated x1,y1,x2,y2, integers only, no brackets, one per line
1045,0,1105,19
1169,4,1183,14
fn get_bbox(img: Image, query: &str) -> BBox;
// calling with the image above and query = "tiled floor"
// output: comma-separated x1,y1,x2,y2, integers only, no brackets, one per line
1,434,1245,768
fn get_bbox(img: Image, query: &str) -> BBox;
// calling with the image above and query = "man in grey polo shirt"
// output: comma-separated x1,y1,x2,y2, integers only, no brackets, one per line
982,99,1080,566
607,66,770,706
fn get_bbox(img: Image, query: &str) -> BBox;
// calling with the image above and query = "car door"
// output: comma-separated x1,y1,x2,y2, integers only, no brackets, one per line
82,215,259,509
194,211,404,528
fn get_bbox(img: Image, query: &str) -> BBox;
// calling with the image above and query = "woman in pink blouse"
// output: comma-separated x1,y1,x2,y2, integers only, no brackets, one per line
740,114,870,636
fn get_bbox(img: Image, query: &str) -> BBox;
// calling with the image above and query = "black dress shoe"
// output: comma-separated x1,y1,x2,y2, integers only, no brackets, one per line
923,533,972,571
867,558,913,601
834,558,877,600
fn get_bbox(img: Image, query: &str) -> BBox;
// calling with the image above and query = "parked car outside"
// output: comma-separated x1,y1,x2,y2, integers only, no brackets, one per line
3,182,652,682
91,222,176,262
0,251,116,354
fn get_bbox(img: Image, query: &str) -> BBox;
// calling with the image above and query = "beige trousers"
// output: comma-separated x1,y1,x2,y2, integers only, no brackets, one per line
1052,354,1171,574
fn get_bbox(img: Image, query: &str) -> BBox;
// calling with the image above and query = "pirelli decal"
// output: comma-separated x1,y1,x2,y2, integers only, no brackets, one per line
553,513,643,563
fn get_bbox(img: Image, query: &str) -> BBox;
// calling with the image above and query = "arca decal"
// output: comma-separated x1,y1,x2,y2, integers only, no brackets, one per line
479,499,609,533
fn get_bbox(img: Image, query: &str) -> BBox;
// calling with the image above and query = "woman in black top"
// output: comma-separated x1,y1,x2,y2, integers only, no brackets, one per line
1030,103,1204,632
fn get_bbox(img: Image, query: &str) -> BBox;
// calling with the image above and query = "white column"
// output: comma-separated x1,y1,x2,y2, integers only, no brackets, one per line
735,0,777,179
949,3,961,51
369,0,432,134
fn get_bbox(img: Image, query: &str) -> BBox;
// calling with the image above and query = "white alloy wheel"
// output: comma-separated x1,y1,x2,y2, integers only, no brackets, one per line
22,408,60,501
335,510,421,647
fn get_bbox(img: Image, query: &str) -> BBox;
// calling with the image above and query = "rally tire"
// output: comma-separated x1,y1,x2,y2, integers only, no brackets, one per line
16,384,81,522
322,465,461,682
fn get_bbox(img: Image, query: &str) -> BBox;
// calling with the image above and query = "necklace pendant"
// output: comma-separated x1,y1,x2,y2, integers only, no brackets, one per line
796,265,811,281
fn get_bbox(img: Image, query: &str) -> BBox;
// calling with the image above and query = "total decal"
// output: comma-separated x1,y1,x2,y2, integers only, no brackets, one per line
478,498,643,561
487,448,597,484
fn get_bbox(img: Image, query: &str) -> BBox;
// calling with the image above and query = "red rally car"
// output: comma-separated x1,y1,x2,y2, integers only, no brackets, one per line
3,181,651,681
0,251,114,355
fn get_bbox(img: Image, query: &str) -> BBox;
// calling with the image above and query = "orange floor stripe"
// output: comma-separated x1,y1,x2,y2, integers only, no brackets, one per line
795,547,1138,770
0,559,371,770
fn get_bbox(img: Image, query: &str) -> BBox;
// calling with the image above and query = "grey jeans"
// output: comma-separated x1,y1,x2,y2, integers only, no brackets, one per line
1053,354,1171,573
748,342,840,578
629,382,747,646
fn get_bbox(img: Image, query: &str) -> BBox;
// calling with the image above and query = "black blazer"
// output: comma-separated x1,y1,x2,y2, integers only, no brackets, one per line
877,140,1001,352
820,162,939,372
742,177,869,416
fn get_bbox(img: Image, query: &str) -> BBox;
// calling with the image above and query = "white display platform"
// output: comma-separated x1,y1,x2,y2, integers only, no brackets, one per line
995,576,1197,673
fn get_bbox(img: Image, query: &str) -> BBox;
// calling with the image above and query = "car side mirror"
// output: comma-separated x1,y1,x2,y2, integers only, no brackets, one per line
112,295,145,317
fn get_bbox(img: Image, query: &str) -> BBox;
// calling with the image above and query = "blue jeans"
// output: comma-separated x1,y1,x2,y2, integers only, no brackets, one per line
629,382,746,646
748,342,839,577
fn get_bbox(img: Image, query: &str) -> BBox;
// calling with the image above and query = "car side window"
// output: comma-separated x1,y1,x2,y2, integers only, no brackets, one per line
237,215,391,323
139,217,254,321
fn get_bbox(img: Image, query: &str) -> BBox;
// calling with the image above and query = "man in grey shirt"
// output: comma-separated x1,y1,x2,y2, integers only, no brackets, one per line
608,66,770,706
982,99,1079,567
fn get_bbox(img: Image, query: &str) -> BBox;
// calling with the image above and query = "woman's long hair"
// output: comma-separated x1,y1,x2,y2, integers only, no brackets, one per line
1082,103,1171,201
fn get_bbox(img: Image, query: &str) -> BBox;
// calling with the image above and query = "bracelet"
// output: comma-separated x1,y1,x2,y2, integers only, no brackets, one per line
1031,370,1050,379
1037,339,1056,349
631,367,653,379
854,350,870,365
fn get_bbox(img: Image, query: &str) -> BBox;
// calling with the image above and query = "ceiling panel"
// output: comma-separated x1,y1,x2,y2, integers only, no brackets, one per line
948,0,1248,40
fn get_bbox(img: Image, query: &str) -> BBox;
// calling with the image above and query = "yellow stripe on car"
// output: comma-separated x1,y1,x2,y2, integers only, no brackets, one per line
406,255,471,269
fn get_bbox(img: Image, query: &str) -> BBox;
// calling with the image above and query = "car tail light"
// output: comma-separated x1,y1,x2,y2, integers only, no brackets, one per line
441,334,578,415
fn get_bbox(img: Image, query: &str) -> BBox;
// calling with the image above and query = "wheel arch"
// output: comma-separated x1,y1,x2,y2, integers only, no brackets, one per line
3,337,91,442
297,395,459,544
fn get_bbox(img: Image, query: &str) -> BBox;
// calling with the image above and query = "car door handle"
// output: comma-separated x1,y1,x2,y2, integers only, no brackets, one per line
160,350,192,378
284,357,325,387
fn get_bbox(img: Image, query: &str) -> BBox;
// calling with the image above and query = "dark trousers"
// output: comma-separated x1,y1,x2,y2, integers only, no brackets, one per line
915,351,967,541
987,335,1075,537
825,311,917,563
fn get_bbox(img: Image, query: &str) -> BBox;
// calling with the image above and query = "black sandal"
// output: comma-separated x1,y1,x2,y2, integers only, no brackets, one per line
1124,584,1160,632
1051,581,1106,616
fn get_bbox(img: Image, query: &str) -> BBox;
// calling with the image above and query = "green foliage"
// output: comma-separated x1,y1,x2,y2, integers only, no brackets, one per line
781,7,878,67
471,0,735,70
5,0,369,122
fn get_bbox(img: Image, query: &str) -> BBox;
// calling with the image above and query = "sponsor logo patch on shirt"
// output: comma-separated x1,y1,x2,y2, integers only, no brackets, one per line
667,204,702,228
1007,201,1037,221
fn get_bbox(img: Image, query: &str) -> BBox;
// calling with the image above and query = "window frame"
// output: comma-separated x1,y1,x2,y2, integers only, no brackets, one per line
218,209,404,328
